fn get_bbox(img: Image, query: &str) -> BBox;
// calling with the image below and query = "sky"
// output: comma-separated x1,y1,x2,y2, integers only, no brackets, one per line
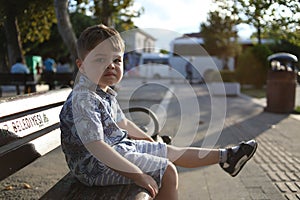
131,0,253,51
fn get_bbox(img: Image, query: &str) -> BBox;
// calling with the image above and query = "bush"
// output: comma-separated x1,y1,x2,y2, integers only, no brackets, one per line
236,44,272,88
203,69,222,83
220,70,236,82
204,69,237,83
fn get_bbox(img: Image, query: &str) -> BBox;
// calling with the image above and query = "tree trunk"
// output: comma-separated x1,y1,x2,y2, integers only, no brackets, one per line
101,0,111,26
3,14,23,68
54,0,77,66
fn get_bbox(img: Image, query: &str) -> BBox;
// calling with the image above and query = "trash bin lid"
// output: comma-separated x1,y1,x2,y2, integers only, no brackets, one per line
267,52,298,62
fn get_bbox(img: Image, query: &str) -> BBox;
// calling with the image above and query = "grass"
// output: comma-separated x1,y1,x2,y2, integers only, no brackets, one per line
241,87,266,98
241,86,300,114
295,106,300,114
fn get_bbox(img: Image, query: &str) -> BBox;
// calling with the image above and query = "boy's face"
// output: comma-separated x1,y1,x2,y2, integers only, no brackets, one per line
77,40,124,90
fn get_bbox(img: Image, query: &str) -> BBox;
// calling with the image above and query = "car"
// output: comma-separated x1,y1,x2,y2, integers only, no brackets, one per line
124,53,174,79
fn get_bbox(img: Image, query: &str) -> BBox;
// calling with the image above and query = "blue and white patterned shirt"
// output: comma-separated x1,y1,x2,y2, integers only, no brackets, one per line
59,74,127,185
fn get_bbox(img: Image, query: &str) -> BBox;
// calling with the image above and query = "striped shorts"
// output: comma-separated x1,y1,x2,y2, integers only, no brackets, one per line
92,139,169,187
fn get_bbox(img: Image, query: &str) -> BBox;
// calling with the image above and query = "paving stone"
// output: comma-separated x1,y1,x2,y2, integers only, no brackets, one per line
261,183,285,199
254,154,265,164
277,148,289,158
260,164,271,172
285,194,299,200
285,172,298,181
285,182,299,192
277,172,290,181
268,172,281,182
269,163,280,171
276,182,290,193
294,158,300,164
295,173,300,180
277,164,288,172
263,156,273,164
285,163,298,172
270,155,281,164
295,182,300,189
273,154,284,162
293,164,300,172
248,187,268,200
286,157,296,164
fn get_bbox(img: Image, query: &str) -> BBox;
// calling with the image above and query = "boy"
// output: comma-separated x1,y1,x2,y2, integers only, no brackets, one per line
59,24,257,200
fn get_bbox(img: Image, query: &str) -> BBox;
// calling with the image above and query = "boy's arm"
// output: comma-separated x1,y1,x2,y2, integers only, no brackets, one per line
117,118,155,142
85,140,158,197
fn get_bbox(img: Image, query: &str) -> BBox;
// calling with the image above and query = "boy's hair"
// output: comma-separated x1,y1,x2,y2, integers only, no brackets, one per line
76,24,125,60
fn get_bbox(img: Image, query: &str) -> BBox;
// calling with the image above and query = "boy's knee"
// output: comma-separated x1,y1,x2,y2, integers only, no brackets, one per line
162,162,178,187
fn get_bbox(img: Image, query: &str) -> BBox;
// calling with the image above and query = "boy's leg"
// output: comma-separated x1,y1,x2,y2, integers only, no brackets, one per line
167,146,220,167
167,139,257,177
155,162,179,200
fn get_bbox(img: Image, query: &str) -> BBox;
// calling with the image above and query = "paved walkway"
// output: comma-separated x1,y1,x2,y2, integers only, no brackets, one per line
117,78,300,200
1,77,299,199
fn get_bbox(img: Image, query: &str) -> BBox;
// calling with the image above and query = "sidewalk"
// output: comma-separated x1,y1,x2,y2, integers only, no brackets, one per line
177,91,300,200
117,78,300,200
0,78,299,199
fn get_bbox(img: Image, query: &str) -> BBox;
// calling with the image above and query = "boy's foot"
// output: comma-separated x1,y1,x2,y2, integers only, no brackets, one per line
220,139,257,177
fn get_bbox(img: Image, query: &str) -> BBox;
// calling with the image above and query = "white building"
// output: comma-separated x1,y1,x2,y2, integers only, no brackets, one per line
121,28,156,53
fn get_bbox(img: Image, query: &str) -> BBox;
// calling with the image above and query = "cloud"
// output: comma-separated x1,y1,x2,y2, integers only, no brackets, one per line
133,0,212,34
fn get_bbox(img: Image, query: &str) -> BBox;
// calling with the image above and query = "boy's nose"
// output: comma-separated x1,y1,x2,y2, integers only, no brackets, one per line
107,62,116,69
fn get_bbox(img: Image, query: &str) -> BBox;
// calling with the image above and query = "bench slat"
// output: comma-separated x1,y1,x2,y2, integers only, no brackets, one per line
0,89,155,199
0,89,71,181
0,88,71,117
40,73,74,90
0,125,61,180
40,173,152,200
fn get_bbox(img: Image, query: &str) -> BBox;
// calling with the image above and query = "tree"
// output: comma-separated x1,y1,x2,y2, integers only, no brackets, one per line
0,0,26,67
54,0,77,62
71,0,143,31
25,12,96,62
236,44,272,88
201,0,241,69
54,0,142,63
0,0,56,68
235,0,300,44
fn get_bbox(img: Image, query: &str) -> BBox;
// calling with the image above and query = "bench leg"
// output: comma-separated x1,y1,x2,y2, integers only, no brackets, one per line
16,85,20,95
25,85,37,94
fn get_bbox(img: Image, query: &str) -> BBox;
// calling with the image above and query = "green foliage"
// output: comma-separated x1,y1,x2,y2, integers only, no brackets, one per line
204,69,237,83
0,0,57,67
70,12,97,38
71,0,142,31
201,1,241,69
236,44,272,88
25,12,97,61
203,70,222,83
159,49,169,55
241,87,266,98
295,106,300,114
220,70,237,82
268,40,300,70
19,1,56,44
235,0,300,44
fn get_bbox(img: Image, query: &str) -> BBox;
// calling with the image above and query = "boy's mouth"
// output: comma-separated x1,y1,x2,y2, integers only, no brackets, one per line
104,72,116,77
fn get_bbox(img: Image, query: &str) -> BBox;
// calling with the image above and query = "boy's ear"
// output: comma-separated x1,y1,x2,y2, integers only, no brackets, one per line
76,59,85,73
76,59,82,68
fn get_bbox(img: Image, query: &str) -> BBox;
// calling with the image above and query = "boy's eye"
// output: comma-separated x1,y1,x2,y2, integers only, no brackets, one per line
113,58,122,63
95,58,106,63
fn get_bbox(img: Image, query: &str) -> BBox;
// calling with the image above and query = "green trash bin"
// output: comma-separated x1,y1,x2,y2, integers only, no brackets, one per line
25,55,42,74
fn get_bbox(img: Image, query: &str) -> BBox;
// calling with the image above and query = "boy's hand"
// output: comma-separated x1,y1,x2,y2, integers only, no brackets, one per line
134,173,158,198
